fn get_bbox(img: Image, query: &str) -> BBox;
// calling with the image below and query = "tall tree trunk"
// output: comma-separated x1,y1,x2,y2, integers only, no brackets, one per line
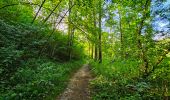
67,0,74,60
136,0,151,77
92,3,98,61
118,9,123,59
98,0,102,63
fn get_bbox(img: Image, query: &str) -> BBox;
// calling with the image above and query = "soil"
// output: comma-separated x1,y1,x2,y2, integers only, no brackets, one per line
57,64,93,100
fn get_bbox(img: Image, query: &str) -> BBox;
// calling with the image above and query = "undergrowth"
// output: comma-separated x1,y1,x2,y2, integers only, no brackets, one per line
0,19,85,100
0,59,84,100
89,58,170,100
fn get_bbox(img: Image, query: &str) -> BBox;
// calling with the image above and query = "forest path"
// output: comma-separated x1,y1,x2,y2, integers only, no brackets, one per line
57,64,93,100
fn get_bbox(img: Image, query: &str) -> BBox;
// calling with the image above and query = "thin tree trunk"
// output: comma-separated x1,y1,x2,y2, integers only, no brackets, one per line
43,0,62,23
69,28,75,60
95,44,98,61
91,43,94,59
92,3,98,61
118,10,123,59
98,0,102,63
32,0,46,24
89,43,91,57
67,0,75,60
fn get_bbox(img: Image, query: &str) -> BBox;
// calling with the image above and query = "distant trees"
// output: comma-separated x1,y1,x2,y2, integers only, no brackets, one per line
63,0,104,62
101,0,170,78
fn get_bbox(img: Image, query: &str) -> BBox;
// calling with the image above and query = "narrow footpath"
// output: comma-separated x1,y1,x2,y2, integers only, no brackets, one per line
57,64,93,100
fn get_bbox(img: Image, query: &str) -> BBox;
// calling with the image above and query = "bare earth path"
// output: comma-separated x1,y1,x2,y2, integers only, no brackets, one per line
57,64,93,100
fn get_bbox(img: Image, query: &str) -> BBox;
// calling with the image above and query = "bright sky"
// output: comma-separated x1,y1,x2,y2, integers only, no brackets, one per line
152,0,170,30
152,0,170,39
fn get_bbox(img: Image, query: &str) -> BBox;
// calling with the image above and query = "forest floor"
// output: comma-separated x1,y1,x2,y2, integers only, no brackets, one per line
57,64,93,100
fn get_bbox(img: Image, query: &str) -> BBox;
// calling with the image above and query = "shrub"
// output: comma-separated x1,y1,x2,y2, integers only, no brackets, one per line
1,59,84,100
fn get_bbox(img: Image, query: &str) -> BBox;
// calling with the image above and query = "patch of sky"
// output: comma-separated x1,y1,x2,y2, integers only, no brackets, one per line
152,0,170,36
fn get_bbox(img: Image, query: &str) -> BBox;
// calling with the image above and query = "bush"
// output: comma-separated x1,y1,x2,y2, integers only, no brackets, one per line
0,59,84,100
0,19,85,100
89,58,166,100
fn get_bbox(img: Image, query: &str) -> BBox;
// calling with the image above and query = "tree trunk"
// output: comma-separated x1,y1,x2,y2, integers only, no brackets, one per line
68,0,72,60
136,0,151,76
98,0,102,63
91,43,94,59
95,44,98,61
118,9,123,59
32,0,46,24
92,3,98,61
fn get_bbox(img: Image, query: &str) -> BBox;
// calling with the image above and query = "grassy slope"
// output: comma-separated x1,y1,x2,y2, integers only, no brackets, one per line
0,20,85,100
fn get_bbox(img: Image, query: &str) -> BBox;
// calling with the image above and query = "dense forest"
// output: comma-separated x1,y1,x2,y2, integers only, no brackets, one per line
0,0,170,100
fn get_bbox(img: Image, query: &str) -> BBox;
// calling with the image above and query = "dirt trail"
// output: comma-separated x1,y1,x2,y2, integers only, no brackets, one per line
57,64,93,100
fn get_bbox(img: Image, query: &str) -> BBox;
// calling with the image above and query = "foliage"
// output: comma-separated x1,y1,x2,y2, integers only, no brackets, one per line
0,14,85,99
0,58,84,100
89,59,170,100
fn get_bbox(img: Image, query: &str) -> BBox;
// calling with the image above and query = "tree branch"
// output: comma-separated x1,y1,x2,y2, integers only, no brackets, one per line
155,50,169,66
146,50,170,77
70,21,94,42
38,4,75,57
43,0,62,23
0,2,58,16
47,4,75,40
